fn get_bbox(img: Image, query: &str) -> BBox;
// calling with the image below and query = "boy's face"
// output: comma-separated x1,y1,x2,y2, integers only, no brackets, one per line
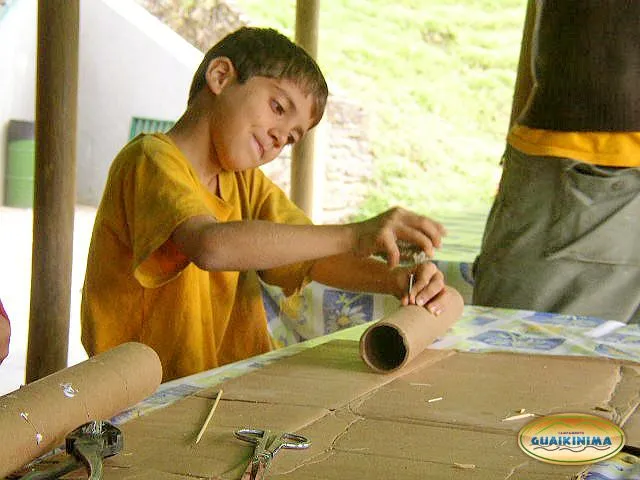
207,59,317,172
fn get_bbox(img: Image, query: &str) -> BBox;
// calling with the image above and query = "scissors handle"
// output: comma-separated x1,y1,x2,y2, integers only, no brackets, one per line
235,429,310,480
235,428,268,445
235,428,310,456
276,432,310,450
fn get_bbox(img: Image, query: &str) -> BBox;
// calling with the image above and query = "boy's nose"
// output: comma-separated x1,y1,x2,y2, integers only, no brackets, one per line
268,128,287,150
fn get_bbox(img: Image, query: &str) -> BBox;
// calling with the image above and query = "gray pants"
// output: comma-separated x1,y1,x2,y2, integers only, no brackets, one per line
473,145,640,324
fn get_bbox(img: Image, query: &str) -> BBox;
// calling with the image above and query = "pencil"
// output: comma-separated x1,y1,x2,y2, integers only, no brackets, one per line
195,389,223,445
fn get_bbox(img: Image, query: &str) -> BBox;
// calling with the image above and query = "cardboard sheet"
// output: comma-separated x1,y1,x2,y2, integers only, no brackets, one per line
22,340,640,479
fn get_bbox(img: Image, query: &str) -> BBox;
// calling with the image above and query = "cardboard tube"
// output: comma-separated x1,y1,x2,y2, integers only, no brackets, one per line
0,342,162,477
360,299,462,374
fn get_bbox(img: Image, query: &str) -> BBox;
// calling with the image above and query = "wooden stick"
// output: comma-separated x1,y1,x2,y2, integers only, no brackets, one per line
194,390,223,445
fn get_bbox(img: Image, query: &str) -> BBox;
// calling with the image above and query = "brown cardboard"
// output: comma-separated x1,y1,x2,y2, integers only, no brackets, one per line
212,340,453,410
277,417,569,479
625,410,640,445
13,340,640,479
354,351,640,432
111,341,640,479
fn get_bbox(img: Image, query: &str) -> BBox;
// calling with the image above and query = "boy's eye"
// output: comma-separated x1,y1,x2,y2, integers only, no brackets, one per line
271,99,285,115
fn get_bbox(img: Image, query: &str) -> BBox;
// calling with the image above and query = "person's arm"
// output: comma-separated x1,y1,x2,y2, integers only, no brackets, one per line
0,300,10,365
309,253,454,316
509,0,537,128
170,206,446,272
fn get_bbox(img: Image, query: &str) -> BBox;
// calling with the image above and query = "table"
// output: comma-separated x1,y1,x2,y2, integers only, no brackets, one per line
118,304,640,420
104,304,639,480
8,290,639,479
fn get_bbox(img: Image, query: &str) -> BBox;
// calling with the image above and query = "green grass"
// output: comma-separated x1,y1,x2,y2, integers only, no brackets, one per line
234,0,526,220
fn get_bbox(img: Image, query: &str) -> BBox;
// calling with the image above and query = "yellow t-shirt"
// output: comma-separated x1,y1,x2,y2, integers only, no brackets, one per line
508,126,640,167
81,133,313,381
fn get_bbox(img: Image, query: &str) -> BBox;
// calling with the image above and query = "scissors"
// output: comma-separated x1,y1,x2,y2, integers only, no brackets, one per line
234,428,310,480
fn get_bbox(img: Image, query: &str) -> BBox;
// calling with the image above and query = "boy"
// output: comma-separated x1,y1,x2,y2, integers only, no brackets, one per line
81,27,462,381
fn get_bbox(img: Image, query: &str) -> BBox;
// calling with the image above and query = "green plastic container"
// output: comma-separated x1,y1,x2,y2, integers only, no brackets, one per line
4,121,35,208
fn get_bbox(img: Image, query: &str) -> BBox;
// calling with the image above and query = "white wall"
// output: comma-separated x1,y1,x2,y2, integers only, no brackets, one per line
77,0,202,204
0,0,37,205
0,0,203,206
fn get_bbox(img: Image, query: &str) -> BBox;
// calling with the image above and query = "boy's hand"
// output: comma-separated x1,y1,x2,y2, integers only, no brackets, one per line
353,207,446,268
396,262,446,313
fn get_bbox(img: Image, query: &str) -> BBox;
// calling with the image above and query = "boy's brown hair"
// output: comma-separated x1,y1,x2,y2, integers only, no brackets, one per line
189,27,329,127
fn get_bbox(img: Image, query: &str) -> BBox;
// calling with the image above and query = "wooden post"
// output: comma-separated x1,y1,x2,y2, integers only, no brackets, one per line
291,0,320,218
26,0,79,382
509,0,536,128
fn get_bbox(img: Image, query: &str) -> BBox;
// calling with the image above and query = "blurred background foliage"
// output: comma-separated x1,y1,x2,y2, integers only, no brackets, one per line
140,0,527,223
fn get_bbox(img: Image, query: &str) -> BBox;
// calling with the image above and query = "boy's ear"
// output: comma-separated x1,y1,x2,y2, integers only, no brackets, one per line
205,57,236,95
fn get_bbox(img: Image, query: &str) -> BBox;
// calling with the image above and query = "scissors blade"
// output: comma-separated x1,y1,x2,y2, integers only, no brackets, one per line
236,429,272,480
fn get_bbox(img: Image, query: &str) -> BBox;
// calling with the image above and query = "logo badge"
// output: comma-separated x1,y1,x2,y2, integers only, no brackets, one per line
518,413,625,465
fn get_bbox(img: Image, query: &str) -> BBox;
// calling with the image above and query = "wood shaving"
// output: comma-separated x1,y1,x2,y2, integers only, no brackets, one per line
502,413,535,422
453,462,476,469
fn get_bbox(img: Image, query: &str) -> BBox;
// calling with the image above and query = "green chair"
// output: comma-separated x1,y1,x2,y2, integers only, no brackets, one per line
129,117,175,140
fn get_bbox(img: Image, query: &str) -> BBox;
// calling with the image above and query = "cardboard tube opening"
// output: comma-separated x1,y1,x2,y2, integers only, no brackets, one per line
362,324,407,372
359,292,464,374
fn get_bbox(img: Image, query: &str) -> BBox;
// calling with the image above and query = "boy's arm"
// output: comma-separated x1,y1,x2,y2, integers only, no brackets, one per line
309,254,405,297
171,207,445,272
309,254,451,315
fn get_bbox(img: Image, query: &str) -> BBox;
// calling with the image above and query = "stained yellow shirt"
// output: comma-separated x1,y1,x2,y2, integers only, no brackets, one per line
508,126,640,167
81,133,313,381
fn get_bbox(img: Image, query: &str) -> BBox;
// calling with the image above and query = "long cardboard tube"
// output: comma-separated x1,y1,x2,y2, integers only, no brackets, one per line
0,342,162,477
360,292,463,373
